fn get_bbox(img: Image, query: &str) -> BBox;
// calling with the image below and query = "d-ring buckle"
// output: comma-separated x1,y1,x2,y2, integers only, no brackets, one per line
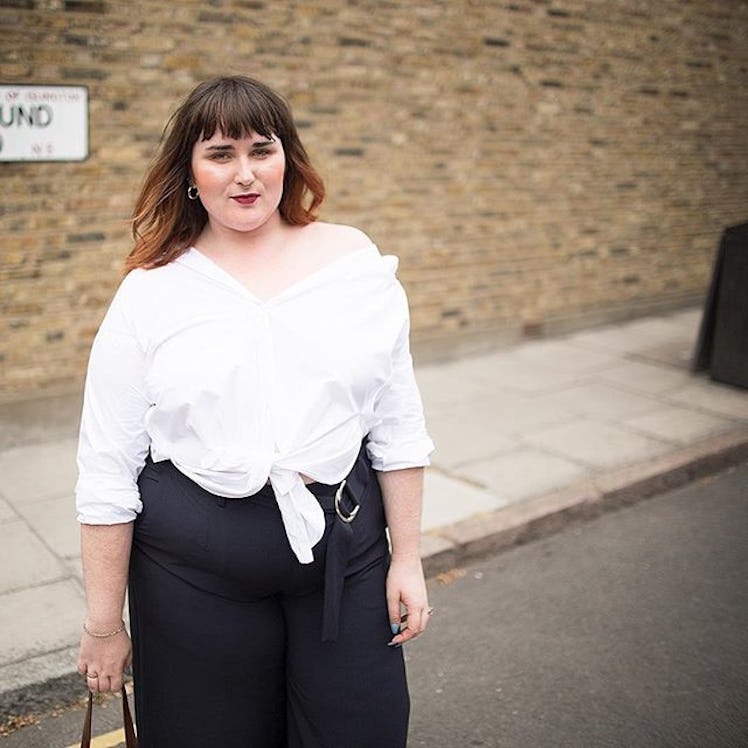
334,479,360,523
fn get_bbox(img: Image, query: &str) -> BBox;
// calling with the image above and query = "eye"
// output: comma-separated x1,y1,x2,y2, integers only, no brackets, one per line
208,151,232,161
252,148,272,158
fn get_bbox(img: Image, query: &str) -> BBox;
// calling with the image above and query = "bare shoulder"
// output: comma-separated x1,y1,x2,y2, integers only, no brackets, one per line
301,222,373,255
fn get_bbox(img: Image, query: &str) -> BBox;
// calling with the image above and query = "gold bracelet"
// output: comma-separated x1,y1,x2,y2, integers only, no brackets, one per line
83,621,126,638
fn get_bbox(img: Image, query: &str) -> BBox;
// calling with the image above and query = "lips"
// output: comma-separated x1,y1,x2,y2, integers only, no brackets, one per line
231,194,259,206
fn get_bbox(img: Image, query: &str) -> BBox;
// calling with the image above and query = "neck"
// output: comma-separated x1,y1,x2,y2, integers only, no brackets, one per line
197,212,288,258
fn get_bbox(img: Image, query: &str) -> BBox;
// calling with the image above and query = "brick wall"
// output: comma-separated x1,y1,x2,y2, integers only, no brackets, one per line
2,0,747,401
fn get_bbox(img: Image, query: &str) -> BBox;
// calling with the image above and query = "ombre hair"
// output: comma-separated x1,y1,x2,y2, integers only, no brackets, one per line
125,76,325,272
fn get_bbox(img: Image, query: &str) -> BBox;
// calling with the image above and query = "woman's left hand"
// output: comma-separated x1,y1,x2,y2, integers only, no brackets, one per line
386,553,430,646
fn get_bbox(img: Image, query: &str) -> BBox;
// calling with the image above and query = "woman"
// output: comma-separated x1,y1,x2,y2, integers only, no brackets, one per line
75,75,434,747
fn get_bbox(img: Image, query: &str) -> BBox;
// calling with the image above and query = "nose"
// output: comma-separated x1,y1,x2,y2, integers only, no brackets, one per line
235,156,255,186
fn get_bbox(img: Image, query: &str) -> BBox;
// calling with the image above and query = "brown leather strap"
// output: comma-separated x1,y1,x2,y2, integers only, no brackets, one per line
80,685,138,748
80,691,92,748
121,685,138,747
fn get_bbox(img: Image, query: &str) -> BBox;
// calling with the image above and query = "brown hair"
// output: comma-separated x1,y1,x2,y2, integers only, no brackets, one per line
125,76,325,272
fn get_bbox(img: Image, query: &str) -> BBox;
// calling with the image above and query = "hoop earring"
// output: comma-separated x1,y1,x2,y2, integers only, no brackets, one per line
187,185,199,200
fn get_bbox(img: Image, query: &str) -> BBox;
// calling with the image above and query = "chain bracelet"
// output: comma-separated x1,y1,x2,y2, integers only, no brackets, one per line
83,621,126,638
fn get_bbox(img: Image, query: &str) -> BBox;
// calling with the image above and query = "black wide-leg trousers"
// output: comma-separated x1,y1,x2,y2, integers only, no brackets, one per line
128,448,409,748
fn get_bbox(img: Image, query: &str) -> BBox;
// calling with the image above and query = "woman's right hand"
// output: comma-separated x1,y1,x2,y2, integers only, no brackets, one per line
77,624,132,693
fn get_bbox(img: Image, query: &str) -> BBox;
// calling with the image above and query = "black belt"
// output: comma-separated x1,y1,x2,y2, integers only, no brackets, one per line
315,443,372,642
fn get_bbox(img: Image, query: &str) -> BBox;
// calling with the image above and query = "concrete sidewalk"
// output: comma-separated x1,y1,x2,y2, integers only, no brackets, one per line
1,306,747,704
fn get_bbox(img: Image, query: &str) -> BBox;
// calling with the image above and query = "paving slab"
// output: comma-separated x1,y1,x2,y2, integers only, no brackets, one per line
667,308,702,329
0,495,17,523
568,315,696,356
429,351,513,381
587,360,694,396
0,520,68,594
422,471,506,531
664,380,748,420
0,580,84,667
524,419,672,470
620,405,738,446
0,394,81,451
0,439,78,505
420,349,594,395
432,480,600,561
427,390,578,438
425,410,516,469
17,494,80,560
457,447,590,503
63,557,84,588
468,357,593,394
0,646,80,696
415,362,497,410
531,382,662,421
630,338,695,368
510,338,620,374
485,394,579,437
591,429,748,505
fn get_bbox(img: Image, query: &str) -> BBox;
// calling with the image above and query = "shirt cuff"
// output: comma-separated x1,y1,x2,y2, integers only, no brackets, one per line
366,435,435,472
75,477,143,524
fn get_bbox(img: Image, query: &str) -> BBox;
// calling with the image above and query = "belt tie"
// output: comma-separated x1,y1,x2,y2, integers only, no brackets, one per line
321,478,361,642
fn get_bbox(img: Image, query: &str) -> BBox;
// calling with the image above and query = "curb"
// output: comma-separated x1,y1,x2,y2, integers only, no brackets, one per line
420,428,748,578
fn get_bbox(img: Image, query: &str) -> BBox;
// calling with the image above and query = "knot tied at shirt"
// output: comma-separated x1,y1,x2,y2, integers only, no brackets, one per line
268,467,326,564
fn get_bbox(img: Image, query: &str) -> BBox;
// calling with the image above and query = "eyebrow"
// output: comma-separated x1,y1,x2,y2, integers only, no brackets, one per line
204,139,276,151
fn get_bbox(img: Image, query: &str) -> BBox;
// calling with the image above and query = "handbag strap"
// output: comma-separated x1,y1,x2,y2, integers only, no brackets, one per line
80,685,138,748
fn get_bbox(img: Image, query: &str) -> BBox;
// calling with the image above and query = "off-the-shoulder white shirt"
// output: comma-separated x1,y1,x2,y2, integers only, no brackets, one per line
75,242,434,563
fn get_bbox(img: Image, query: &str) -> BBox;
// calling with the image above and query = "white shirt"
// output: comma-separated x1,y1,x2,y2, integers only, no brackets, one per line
75,241,434,563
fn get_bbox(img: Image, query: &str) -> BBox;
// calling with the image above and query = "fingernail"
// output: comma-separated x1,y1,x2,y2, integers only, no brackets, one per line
387,641,402,648
390,622,400,635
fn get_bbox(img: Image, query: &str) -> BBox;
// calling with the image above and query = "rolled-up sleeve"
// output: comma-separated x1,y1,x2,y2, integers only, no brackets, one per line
75,278,151,524
366,291,435,471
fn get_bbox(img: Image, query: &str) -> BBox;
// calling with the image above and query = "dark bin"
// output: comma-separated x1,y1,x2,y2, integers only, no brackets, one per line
692,222,748,388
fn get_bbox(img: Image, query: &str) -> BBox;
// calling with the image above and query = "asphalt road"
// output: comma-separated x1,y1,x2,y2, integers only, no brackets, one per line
407,462,748,747
3,463,747,747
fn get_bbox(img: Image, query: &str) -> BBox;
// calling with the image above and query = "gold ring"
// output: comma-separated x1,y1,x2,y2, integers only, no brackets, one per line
86,672,99,679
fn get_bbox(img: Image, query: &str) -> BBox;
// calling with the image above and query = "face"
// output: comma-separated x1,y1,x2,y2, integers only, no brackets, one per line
190,130,286,238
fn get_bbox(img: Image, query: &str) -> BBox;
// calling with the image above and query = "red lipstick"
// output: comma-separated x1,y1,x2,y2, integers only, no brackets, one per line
231,194,259,206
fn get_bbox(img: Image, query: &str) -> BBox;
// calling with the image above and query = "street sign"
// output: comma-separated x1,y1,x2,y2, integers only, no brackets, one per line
0,84,89,162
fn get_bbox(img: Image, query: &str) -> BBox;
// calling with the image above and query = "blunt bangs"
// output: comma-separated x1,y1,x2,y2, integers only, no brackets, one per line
187,77,290,145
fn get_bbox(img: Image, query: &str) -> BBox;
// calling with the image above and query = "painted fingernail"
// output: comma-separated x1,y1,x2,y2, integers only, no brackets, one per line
390,622,400,635
387,641,402,648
